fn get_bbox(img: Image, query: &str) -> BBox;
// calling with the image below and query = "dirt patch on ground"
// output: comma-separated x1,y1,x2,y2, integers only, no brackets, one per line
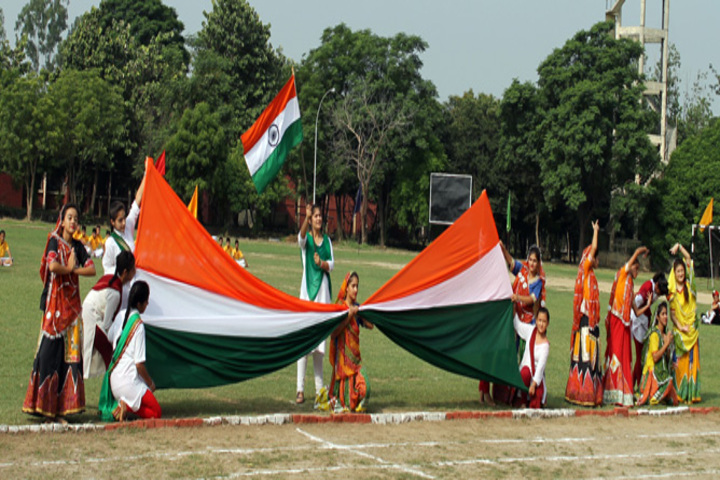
3,414,720,479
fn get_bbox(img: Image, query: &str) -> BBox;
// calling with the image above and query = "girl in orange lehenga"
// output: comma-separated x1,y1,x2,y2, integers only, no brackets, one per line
601,246,649,406
565,220,603,406
329,272,374,413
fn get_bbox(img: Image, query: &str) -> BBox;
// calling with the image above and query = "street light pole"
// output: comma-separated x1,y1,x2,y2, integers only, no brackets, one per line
313,87,336,205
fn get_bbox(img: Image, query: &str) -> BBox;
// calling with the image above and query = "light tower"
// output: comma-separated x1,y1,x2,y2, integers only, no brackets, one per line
606,0,674,163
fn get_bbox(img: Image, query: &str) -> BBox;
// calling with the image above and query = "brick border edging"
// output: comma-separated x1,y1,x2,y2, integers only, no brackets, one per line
2,406,717,433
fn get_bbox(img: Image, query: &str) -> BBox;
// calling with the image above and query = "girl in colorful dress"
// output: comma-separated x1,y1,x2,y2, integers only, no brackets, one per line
296,203,334,406
515,307,550,409
82,251,136,379
667,242,700,403
602,246,649,406
99,281,161,421
479,242,546,405
329,272,374,413
637,301,679,406
23,204,97,421
630,273,668,391
565,220,603,406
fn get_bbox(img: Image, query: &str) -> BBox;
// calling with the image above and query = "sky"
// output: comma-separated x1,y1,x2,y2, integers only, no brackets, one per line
2,0,718,112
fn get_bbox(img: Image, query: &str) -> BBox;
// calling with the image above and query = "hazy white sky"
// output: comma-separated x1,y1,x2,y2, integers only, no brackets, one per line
2,0,718,111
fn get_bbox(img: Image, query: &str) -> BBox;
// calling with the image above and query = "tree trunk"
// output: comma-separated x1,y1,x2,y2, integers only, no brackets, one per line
577,206,591,255
90,168,98,216
360,182,369,245
335,194,345,241
378,188,386,247
535,211,540,249
25,168,36,221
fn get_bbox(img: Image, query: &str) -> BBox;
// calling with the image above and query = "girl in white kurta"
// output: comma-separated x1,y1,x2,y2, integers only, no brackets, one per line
99,281,161,421
514,307,550,408
296,203,334,407
82,251,136,379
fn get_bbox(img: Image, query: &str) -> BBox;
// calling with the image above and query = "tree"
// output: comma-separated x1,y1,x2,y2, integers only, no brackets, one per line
497,80,545,250
96,0,188,65
331,82,409,245
48,69,127,207
445,91,501,204
194,0,285,138
536,21,659,250
15,0,69,72
0,74,57,219
301,24,438,245
642,118,720,275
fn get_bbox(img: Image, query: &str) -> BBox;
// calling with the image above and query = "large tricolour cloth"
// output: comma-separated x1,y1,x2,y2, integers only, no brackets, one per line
240,75,302,194
135,163,523,390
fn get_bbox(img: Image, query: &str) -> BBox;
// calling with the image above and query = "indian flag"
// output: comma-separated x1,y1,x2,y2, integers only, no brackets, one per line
241,75,303,194
134,161,523,390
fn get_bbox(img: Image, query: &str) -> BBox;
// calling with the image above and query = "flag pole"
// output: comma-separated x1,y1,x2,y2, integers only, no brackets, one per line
313,86,336,204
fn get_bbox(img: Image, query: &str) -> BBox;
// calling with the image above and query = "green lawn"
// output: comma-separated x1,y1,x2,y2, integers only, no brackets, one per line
2,217,719,425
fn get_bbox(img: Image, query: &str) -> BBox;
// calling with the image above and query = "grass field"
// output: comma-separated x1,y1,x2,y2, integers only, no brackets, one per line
3,216,720,426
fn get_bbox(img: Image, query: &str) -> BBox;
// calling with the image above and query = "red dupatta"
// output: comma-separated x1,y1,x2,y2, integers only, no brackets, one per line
39,206,83,336
330,272,362,380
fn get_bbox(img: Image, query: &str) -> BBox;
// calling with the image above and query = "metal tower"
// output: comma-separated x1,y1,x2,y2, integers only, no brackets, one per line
606,0,674,163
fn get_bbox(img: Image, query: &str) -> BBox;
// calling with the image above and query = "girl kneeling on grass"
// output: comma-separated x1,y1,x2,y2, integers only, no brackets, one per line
515,306,550,409
99,281,161,421
637,301,679,406
329,272,373,413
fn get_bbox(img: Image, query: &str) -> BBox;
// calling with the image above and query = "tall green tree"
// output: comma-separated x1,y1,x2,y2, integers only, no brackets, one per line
96,0,188,65
444,90,501,203
48,69,127,207
15,0,68,72
642,118,720,275
300,24,439,245
536,21,659,249
497,80,545,249
194,0,285,138
0,74,58,219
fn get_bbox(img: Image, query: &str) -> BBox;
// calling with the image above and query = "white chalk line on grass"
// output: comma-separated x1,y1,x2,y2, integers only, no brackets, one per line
295,427,435,479
433,447,720,467
583,470,720,480
4,429,720,472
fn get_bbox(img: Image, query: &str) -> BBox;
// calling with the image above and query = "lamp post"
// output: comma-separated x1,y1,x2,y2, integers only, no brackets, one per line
313,87,336,204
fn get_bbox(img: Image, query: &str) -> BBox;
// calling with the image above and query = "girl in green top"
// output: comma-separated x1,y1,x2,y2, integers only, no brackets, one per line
296,203,334,407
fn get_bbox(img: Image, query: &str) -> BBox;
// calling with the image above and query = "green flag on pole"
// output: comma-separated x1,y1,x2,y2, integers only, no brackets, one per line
506,193,511,233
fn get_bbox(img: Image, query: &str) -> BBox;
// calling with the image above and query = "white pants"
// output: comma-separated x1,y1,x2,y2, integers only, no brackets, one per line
296,351,324,395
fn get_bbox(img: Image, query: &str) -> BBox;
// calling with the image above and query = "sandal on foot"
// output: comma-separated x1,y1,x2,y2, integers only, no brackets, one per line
296,391,305,404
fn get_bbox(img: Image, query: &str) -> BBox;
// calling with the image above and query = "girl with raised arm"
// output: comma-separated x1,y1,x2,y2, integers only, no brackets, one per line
668,242,700,403
296,203,334,407
565,220,603,406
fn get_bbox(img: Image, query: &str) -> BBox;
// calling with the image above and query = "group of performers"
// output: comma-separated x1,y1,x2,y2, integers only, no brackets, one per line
294,203,373,413
23,174,159,423
565,221,700,408
18,168,704,422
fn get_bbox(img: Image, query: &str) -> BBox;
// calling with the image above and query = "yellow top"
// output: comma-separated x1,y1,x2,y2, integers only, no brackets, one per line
232,248,244,261
668,259,698,354
73,230,84,241
0,240,9,257
89,234,103,250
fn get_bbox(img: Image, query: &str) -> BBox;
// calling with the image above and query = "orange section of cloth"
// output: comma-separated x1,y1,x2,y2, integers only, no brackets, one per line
135,158,343,314
365,190,499,305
